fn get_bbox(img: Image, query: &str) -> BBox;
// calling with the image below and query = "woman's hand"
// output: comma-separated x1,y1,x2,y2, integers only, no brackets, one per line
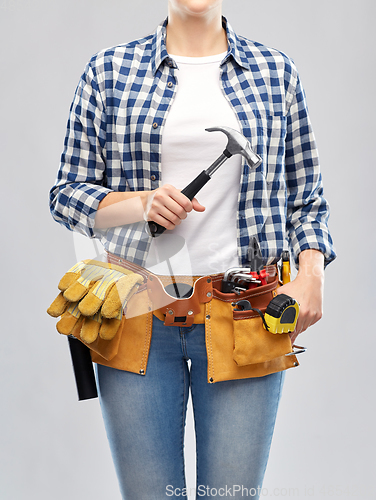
94,185,205,229
145,184,205,230
276,249,325,344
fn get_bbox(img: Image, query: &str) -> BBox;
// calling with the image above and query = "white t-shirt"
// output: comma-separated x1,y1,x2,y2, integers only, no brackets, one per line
145,52,242,276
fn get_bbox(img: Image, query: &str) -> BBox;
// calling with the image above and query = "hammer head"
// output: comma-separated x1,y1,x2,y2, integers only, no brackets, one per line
206,126,262,168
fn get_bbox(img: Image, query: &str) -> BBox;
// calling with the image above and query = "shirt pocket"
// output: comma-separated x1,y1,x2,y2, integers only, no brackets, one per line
248,110,287,185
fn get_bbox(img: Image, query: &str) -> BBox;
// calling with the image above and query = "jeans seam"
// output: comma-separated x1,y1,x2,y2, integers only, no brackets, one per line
181,358,188,495
189,364,200,496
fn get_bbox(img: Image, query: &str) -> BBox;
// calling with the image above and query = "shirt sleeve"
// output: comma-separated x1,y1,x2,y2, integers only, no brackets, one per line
284,73,336,267
49,61,112,238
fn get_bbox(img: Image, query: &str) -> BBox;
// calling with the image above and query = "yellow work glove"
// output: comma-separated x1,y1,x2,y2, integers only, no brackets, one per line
47,260,143,343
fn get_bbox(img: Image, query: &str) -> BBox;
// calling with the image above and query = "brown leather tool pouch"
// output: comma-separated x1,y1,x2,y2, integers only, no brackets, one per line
230,272,293,365
232,303,293,366
204,268,298,383
88,254,154,374
89,288,153,374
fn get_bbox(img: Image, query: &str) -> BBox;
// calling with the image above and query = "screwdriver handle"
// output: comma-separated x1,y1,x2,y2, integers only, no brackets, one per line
281,251,291,284
148,170,211,237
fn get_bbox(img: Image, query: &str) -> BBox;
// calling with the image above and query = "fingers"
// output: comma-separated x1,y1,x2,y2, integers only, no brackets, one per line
145,184,204,230
289,331,298,344
289,304,323,344
276,275,323,344
192,197,206,212
296,304,322,334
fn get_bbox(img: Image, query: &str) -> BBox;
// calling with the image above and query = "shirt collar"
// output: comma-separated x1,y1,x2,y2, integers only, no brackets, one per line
222,17,252,70
151,18,171,75
151,16,252,75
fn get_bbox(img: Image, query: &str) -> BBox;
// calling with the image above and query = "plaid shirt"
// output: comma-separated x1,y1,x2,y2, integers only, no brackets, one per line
50,17,336,268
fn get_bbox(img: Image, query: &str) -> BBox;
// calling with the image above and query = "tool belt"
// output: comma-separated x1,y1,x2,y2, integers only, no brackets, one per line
101,253,299,381
47,254,299,382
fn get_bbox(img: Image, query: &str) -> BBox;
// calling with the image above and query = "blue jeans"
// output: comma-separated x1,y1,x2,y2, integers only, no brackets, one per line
96,316,285,500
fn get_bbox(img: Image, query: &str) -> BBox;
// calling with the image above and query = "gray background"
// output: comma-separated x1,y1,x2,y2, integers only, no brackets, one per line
1,0,375,498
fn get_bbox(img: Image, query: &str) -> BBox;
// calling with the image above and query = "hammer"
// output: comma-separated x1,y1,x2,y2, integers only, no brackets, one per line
148,126,262,237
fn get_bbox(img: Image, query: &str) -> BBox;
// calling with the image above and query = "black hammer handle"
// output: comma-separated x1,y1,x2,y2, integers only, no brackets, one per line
68,336,98,401
148,170,211,237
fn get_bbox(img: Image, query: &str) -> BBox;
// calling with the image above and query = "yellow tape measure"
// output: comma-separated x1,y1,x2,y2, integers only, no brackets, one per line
263,293,299,334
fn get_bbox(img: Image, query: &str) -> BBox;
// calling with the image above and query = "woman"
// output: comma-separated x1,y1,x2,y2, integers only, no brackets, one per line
50,0,336,498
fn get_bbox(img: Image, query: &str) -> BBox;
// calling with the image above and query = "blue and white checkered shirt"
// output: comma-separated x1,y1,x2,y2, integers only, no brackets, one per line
50,17,336,268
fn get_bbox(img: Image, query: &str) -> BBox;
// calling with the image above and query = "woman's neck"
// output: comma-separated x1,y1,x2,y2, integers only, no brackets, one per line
165,8,228,57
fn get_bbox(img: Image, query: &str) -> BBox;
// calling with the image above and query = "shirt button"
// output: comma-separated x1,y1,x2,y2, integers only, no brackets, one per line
151,175,156,181
152,122,158,129
167,82,173,88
